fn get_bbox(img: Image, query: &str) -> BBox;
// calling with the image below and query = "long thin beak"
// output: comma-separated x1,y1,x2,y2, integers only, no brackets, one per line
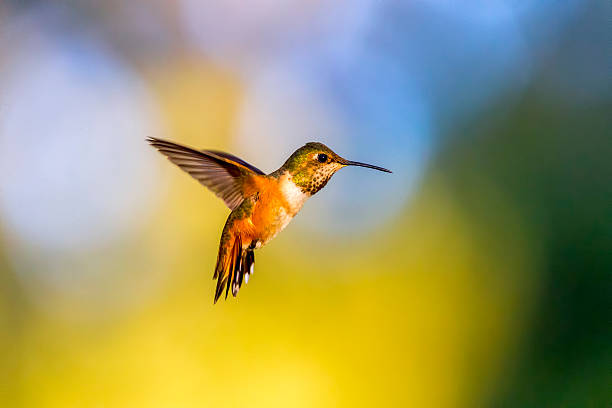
340,159,392,173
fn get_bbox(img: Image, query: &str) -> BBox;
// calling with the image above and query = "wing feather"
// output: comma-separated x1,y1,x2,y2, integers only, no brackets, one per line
147,137,264,210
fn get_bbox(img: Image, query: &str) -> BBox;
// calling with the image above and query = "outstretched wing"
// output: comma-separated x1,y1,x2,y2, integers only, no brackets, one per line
147,137,265,210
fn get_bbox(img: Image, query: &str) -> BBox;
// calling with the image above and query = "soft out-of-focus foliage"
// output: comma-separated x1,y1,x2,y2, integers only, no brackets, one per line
0,1,609,407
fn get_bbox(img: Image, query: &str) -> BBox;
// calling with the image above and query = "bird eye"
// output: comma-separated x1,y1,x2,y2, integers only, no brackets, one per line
317,153,328,163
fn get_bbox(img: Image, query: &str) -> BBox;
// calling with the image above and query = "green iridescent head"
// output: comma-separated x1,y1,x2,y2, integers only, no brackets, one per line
278,142,392,195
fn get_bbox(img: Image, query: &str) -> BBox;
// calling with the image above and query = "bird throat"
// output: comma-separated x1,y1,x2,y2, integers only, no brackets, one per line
279,172,311,214
290,166,336,196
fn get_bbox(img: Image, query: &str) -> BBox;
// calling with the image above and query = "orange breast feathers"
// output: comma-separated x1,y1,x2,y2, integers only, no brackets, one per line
238,176,299,247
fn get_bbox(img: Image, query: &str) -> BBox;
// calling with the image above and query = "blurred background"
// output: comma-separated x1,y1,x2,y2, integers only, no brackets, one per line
0,0,610,407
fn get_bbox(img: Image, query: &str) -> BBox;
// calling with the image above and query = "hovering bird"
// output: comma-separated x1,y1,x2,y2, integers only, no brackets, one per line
147,137,391,303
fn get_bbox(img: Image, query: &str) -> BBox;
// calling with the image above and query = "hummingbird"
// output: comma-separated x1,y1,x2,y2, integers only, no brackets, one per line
147,137,391,303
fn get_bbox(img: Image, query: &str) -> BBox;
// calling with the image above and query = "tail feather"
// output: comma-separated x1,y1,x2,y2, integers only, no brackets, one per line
213,234,255,303
244,250,255,282
227,234,241,299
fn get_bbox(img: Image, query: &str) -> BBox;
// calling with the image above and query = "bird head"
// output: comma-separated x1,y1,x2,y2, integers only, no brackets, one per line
281,142,391,195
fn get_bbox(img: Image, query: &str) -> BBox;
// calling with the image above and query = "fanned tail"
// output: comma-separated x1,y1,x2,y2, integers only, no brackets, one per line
213,234,255,304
